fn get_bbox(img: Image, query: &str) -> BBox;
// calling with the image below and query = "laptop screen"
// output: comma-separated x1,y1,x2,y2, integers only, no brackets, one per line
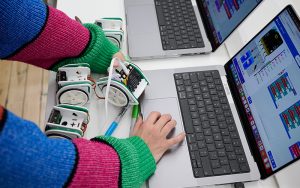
199,0,262,48
226,6,300,177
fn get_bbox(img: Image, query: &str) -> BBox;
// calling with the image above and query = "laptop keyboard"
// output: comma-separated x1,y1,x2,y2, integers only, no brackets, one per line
174,70,250,178
154,0,205,50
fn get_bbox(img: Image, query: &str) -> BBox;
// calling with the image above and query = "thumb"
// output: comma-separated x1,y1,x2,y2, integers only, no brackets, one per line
132,115,143,135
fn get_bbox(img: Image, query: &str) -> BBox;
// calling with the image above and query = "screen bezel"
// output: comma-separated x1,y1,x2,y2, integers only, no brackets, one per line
196,0,263,51
224,5,300,179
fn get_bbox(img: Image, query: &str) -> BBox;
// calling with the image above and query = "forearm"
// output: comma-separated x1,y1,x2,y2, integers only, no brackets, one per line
0,0,119,73
0,106,156,187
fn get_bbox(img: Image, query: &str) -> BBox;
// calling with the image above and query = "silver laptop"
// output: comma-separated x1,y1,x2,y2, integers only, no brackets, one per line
124,0,262,60
140,6,300,187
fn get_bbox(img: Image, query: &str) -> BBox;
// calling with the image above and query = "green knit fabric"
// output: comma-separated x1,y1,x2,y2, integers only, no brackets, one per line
93,136,156,188
52,23,119,73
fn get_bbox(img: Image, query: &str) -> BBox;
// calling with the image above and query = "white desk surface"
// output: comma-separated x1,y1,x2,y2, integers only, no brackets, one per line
47,0,300,187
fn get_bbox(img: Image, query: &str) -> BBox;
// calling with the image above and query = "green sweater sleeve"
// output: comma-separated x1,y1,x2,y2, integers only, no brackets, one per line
93,136,156,188
52,23,119,73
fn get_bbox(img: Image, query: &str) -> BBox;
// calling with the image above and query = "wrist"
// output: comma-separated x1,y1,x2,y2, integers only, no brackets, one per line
92,136,156,188
51,23,119,73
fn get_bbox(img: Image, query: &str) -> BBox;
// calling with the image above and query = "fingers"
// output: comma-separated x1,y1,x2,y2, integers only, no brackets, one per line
154,114,172,131
145,111,161,125
161,119,176,136
166,132,186,148
113,60,120,67
113,51,126,62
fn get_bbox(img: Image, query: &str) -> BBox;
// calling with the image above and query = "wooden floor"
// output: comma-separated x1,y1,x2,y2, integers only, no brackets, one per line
0,60,49,130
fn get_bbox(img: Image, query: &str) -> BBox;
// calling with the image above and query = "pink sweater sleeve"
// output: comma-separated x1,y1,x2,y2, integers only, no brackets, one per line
69,139,120,187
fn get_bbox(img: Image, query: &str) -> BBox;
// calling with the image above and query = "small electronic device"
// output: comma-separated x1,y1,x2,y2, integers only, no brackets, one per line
95,18,124,48
56,63,93,107
97,59,150,107
45,104,89,139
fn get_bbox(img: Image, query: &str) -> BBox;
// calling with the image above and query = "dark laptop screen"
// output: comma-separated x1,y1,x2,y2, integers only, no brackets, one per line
200,0,262,48
226,6,300,177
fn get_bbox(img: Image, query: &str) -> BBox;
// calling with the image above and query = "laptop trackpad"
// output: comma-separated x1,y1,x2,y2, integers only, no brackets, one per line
126,4,163,57
141,98,185,144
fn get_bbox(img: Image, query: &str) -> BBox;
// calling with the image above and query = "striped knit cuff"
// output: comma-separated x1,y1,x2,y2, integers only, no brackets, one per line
93,136,156,188
68,139,120,187
0,106,6,132
52,24,119,73
8,6,90,69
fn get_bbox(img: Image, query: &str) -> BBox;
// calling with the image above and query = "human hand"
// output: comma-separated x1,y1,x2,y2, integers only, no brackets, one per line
113,51,126,67
132,112,186,163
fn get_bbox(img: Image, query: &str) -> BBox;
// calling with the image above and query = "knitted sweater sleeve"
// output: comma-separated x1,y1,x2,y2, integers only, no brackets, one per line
0,106,156,187
0,0,119,73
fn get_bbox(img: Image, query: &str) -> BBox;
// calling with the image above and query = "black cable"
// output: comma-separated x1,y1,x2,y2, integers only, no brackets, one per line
234,182,245,188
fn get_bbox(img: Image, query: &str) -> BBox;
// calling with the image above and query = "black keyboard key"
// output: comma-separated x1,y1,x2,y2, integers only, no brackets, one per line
225,144,234,152
198,108,206,114
211,160,221,169
228,152,237,160
204,72,212,77
208,112,216,119
194,126,202,132
211,70,220,79
182,73,190,80
191,112,199,119
204,129,212,136
196,133,205,141
193,83,200,89
233,139,242,147
197,141,206,148
207,144,216,152
223,136,231,144
209,151,218,159
220,157,229,165
215,141,224,149
229,161,240,173
192,119,200,126
190,151,196,160
213,133,222,141
201,157,213,176
188,99,196,105
190,73,198,82
213,165,231,175
197,72,205,80
196,159,202,168
178,91,186,99
192,160,198,168
205,136,214,144
240,163,250,172
202,121,210,128
211,126,220,133
187,134,196,143
218,149,226,157
177,85,185,91
189,105,197,111
237,155,247,163
199,148,208,157
235,147,244,155
189,143,198,151
206,77,214,83
193,168,204,178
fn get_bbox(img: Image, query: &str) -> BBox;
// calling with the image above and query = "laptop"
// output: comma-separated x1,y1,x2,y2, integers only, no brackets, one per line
140,5,300,187
124,0,262,60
